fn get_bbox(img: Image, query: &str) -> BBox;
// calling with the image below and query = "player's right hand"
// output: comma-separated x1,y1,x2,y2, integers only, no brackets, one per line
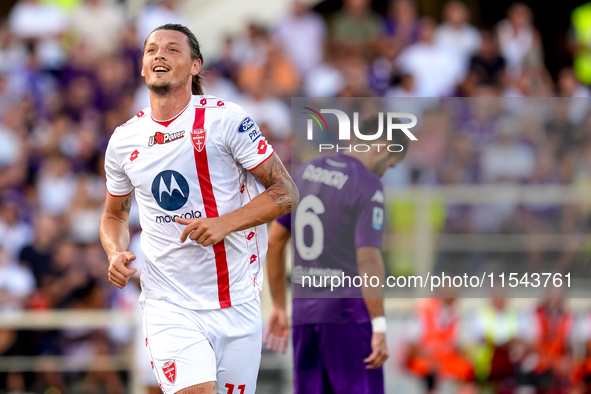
364,332,389,369
263,306,290,354
107,251,137,289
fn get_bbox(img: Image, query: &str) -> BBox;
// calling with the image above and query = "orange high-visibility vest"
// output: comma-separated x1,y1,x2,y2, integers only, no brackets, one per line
419,298,458,355
535,307,571,359
407,299,474,381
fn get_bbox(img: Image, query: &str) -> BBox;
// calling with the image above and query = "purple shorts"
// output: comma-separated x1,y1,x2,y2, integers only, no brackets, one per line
293,323,384,394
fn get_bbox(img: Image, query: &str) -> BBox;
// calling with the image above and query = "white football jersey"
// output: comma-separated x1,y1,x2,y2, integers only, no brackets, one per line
104,95,274,310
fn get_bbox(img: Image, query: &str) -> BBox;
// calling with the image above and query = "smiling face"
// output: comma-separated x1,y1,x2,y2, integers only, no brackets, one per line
141,29,200,97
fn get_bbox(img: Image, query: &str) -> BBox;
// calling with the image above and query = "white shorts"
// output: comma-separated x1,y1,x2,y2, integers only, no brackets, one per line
139,294,262,394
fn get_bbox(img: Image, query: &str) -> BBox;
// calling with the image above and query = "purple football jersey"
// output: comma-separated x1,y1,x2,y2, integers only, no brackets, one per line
278,154,386,325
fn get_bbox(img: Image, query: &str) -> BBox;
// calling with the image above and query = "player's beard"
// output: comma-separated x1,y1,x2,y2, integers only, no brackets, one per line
373,155,391,177
148,75,190,97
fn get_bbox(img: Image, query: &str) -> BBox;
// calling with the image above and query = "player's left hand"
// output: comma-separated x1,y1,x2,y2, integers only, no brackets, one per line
176,217,230,246
364,332,388,369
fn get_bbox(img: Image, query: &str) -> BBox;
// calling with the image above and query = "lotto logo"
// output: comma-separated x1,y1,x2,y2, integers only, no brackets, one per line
257,140,268,154
130,150,139,161
250,254,257,264
247,231,255,241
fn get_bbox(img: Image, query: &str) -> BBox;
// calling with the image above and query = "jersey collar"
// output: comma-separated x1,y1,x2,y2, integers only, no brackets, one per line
151,101,191,128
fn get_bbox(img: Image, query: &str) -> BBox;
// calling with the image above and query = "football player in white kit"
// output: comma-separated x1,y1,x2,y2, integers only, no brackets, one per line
99,24,299,394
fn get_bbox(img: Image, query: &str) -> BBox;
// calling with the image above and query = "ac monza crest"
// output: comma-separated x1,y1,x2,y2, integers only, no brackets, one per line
162,360,176,384
191,128,207,152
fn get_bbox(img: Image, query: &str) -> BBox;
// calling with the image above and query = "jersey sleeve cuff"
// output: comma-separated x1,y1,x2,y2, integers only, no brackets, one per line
107,188,134,197
354,241,382,249
247,151,274,171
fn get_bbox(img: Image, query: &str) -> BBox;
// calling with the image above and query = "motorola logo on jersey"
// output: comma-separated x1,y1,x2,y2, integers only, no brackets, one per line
151,170,190,211
155,209,202,224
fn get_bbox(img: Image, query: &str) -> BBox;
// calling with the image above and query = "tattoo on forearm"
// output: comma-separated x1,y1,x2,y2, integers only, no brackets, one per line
267,186,292,212
258,159,297,213
106,216,125,224
121,195,132,213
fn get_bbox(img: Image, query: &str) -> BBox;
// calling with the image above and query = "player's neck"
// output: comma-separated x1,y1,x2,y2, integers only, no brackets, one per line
150,89,192,121
342,151,375,172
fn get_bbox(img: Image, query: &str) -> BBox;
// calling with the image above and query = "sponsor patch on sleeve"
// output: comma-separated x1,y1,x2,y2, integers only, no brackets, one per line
248,128,261,142
238,116,262,142
238,117,256,133
372,207,384,230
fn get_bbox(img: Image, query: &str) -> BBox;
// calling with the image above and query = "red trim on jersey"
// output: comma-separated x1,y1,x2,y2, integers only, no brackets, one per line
151,102,190,128
107,189,134,198
140,298,167,393
247,151,274,171
243,184,262,279
191,107,232,308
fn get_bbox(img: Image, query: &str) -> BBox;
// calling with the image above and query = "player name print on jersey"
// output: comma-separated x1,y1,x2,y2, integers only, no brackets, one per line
151,170,190,211
301,164,349,190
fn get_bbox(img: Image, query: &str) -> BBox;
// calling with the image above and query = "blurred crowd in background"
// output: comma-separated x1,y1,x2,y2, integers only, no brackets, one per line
1,0,591,392
394,293,591,394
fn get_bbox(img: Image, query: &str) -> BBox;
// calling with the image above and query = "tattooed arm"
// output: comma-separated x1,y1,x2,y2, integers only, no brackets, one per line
251,153,298,214
177,153,299,246
99,192,137,288
236,152,299,224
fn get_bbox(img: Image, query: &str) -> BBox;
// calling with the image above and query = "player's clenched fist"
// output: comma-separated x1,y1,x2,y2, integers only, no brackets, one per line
176,217,230,246
108,251,137,289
